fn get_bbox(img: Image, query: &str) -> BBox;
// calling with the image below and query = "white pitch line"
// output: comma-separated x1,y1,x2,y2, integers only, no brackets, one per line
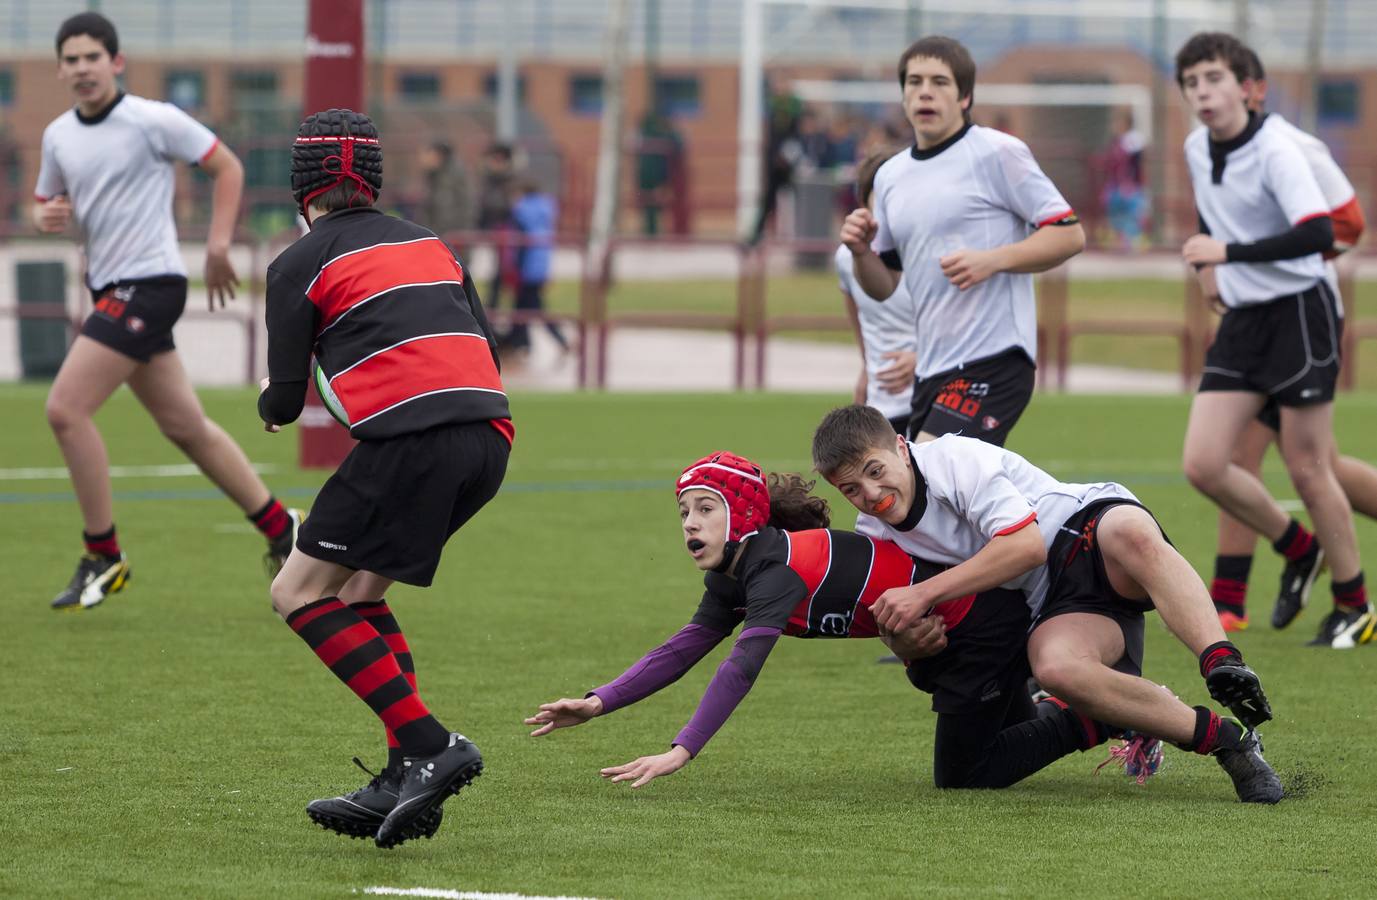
363,888,604,900
0,463,278,481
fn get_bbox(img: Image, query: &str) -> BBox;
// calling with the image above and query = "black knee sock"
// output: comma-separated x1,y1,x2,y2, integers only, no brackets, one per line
934,704,1108,789
1177,705,1244,755
1198,640,1243,677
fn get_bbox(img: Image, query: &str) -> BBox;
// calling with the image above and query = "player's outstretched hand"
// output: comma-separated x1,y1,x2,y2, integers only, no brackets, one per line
34,196,73,233
526,695,603,737
205,245,239,310
876,350,917,394
840,207,878,255
1181,234,1226,268
600,746,691,788
871,583,936,634
939,248,1000,291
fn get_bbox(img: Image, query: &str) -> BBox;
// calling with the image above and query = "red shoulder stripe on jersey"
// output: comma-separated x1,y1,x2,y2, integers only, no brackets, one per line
994,511,1038,537
308,238,465,332
331,333,503,426
1036,209,1077,227
197,138,220,166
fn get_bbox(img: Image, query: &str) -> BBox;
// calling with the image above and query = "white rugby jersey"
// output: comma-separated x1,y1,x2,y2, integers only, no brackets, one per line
34,93,219,289
1185,117,1328,308
1263,114,1364,308
870,125,1074,380
853,434,1136,615
836,243,917,420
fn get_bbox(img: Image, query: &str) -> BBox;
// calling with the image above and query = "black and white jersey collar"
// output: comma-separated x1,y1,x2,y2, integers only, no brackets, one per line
910,122,973,161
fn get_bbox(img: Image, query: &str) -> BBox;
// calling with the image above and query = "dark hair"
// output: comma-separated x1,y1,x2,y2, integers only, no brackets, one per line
1242,45,1265,82
766,473,830,531
855,151,891,208
812,405,900,479
486,142,514,161
429,140,453,164
897,36,976,122
57,12,118,58
1175,32,1251,87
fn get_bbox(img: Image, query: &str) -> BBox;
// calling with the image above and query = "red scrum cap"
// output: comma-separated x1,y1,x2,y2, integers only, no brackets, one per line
676,451,770,542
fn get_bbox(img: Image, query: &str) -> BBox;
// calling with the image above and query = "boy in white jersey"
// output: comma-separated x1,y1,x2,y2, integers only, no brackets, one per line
32,13,301,610
839,36,1084,447
812,404,1284,803
838,151,917,434
1204,44,1377,638
1175,32,1373,650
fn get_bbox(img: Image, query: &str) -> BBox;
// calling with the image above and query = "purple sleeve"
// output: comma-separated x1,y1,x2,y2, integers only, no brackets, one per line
588,623,727,715
672,626,782,758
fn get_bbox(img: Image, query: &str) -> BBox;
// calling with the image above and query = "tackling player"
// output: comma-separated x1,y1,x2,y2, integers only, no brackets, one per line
812,404,1285,804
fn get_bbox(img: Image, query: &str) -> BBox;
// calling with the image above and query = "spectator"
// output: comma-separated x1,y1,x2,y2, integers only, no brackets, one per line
636,112,682,236
477,142,518,312
1102,111,1148,249
502,176,567,359
417,140,472,242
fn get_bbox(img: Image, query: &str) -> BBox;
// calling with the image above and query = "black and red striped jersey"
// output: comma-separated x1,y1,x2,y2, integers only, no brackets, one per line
691,527,979,639
264,206,510,440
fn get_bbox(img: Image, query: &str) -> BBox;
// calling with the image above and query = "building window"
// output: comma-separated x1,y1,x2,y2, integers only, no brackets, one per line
165,70,204,111
569,74,602,116
655,76,700,118
231,70,278,107
399,72,441,102
0,69,13,107
1317,80,1360,125
483,72,527,103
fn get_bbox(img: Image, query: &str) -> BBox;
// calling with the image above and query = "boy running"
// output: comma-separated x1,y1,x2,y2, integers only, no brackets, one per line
259,109,512,848
1203,44,1375,636
839,36,1084,446
1176,32,1372,649
812,404,1284,803
34,12,300,610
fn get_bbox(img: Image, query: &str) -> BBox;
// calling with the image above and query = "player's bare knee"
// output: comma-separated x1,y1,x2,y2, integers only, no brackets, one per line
44,395,81,434
268,575,306,619
1098,511,1161,567
157,415,209,452
1182,452,1224,495
1030,656,1089,702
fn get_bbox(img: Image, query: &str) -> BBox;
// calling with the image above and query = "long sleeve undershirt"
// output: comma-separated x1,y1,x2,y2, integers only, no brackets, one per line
1225,214,1334,263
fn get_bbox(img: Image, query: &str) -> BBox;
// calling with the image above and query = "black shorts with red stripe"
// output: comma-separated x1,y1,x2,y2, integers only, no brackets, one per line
82,276,187,362
906,348,1035,447
1035,498,1168,678
905,587,1032,715
297,419,510,586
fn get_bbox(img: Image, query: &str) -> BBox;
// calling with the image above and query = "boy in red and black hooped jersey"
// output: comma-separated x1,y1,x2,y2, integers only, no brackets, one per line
527,452,1127,791
259,109,510,849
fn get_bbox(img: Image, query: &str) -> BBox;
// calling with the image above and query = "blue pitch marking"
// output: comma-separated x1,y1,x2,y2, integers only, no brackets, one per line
0,479,668,505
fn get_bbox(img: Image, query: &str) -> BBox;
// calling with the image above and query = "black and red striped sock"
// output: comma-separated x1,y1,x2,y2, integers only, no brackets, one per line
1210,554,1252,615
1178,706,1244,755
354,600,416,770
286,598,448,758
83,525,121,559
1271,519,1315,562
1034,696,1108,749
247,497,290,540
1198,640,1243,677
1332,572,1369,612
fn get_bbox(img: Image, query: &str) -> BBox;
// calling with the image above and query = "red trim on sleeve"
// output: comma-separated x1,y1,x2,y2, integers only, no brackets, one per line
1330,195,1366,248
34,194,50,203
1036,209,1076,227
1293,210,1331,226
197,138,221,166
994,511,1038,537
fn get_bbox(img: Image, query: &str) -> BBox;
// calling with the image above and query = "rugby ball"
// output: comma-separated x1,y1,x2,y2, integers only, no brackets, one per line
312,361,350,428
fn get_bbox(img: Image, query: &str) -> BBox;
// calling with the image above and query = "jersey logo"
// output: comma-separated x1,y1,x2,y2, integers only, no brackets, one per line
817,611,853,636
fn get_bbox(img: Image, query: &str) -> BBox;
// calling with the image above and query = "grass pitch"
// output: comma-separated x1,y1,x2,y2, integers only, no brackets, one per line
2,385,1376,898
